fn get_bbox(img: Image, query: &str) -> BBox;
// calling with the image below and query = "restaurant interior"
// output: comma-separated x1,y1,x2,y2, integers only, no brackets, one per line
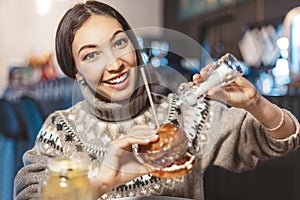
1,0,300,199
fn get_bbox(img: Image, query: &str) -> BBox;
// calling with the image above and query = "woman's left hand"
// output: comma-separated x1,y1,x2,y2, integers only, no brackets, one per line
193,69,260,109
193,64,297,139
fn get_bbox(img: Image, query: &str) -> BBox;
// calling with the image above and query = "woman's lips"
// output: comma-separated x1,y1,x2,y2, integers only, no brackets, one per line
104,71,130,90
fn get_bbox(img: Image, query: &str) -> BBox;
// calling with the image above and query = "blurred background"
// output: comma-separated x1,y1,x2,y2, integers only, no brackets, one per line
1,0,300,199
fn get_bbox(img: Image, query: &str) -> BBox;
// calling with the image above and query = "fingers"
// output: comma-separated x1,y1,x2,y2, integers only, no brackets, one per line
96,124,159,190
206,86,226,101
111,124,158,151
191,63,215,84
200,63,213,78
100,147,148,185
206,75,260,108
180,63,214,91
192,73,203,84
103,125,156,173
128,124,157,139
125,125,158,143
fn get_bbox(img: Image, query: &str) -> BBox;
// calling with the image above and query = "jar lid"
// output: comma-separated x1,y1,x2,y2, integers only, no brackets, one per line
47,159,88,174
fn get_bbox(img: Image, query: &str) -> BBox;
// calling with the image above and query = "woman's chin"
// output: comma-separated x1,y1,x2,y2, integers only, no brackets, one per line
110,92,132,102
106,88,135,102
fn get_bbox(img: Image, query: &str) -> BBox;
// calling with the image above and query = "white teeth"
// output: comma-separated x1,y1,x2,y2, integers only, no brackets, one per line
106,73,128,84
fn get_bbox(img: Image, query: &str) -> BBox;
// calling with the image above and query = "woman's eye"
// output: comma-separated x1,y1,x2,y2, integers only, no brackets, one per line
114,38,128,48
83,52,98,61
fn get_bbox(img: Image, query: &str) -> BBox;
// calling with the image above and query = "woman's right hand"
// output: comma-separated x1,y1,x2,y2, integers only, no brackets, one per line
91,124,158,199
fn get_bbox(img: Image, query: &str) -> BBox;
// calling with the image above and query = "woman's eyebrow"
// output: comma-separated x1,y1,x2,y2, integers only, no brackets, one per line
77,30,124,55
110,30,124,42
77,44,97,56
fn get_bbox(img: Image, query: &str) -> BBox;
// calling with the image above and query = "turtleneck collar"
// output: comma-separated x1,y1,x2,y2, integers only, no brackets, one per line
79,79,149,122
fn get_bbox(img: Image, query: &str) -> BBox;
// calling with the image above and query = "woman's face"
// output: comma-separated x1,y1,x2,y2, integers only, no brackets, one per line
72,15,138,101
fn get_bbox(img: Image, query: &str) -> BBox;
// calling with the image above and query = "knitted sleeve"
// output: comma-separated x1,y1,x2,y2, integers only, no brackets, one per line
14,112,65,200
209,101,300,172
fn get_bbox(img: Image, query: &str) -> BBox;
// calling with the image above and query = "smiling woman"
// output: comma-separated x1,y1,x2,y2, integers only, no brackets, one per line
13,1,300,200
72,16,138,101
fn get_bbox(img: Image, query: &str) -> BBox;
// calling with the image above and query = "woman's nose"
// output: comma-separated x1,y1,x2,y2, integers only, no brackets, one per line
106,57,123,72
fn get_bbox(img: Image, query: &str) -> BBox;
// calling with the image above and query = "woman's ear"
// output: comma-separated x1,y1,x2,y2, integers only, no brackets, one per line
75,72,83,82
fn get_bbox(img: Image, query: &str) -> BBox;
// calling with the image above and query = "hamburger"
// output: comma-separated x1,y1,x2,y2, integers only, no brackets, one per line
133,122,195,178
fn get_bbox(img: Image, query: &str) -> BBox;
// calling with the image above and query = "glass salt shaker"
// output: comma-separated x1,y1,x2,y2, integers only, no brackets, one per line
177,53,243,106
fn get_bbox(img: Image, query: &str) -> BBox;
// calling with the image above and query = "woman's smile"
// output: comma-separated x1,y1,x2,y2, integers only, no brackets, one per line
103,71,130,90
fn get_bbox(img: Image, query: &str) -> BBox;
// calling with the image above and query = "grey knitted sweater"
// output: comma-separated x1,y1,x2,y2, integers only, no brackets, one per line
14,83,300,200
